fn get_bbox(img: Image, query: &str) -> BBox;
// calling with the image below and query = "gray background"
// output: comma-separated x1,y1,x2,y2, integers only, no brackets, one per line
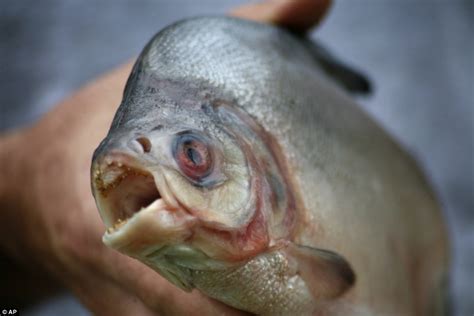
0,0,472,315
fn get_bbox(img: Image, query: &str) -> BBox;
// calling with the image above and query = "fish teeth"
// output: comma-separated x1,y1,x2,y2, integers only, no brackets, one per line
107,218,129,234
93,169,101,180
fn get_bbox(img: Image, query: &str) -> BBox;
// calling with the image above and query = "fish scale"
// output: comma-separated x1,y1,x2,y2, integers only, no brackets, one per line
191,251,312,315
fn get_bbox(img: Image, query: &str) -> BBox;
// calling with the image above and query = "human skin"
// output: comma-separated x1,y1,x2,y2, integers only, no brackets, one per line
0,1,330,315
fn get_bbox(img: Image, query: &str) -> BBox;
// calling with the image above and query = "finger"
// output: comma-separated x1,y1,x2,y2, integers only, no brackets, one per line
71,220,244,316
230,0,332,33
66,269,157,316
69,218,241,314
91,248,248,315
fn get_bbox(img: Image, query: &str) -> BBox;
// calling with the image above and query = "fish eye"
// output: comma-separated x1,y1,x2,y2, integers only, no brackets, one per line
173,132,213,182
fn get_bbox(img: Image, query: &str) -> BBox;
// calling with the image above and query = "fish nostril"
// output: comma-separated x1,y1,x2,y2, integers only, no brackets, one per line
136,137,152,153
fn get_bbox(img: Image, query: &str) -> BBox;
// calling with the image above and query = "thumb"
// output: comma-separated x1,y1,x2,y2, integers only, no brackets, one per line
230,0,332,33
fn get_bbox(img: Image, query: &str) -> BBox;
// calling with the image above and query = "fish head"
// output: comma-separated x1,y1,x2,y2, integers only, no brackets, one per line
91,72,297,289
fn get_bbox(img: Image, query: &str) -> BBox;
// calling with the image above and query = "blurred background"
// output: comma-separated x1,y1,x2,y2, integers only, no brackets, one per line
0,0,472,315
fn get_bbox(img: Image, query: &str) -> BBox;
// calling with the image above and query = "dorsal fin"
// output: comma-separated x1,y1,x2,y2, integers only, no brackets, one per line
304,39,372,94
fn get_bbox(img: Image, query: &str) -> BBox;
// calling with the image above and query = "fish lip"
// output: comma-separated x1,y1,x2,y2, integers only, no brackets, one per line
91,152,185,240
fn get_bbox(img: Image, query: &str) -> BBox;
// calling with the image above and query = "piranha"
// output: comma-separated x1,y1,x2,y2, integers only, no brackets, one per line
91,17,449,315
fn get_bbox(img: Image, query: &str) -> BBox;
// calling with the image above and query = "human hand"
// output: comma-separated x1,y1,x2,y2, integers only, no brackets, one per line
0,1,331,315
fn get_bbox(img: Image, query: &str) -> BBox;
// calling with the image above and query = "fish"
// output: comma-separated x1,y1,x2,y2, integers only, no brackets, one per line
91,16,449,315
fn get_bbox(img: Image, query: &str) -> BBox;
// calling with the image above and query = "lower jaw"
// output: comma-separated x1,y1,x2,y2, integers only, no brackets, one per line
102,199,195,252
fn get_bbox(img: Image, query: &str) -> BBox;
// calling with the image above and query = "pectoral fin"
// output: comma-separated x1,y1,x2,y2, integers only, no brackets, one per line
285,242,356,300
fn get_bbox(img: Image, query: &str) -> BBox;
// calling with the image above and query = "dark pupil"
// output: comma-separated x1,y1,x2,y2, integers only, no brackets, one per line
185,144,202,165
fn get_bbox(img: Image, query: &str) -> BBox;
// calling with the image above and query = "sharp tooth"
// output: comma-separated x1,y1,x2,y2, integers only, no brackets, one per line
112,218,129,231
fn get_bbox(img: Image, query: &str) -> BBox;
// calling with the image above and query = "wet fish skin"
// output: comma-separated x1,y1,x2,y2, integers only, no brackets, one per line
91,16,449,315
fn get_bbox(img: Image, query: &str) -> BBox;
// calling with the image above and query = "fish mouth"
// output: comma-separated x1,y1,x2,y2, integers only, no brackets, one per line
92,154,194,250
97,165,160,232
